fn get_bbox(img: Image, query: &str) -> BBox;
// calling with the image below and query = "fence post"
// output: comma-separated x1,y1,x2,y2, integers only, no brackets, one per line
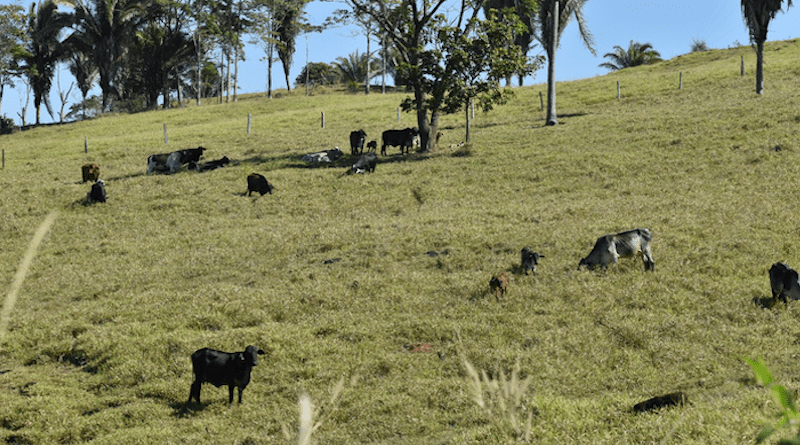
741,55,745,76
321,111,325,128
2,149,4,168
247,113,251,134
84,137,88,153
397,107,401,123
539,91,544,111
163,124,168,144
617,80,621,99
679,72,683,90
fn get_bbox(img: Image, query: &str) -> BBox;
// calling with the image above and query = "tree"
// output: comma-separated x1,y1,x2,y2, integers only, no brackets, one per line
344,0,531,152
274,0,311,91
66,0,146,111
531,0,595,126
333,50,379,88
325,7,381,94
598,40,661,71
0,3,28,119
437,9,539,142
741,0,792,94
18,0,72,125
482,0,537,86
295,61,339,86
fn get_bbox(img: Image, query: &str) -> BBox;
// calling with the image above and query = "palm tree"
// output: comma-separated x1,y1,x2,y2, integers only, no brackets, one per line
333,50,380,88
66,0,145,111
598,40,661,71
533,0,595,126
19,0,72,125
741,0,792,94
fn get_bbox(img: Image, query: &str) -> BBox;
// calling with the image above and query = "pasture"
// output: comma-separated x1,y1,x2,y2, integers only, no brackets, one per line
1,39,800,444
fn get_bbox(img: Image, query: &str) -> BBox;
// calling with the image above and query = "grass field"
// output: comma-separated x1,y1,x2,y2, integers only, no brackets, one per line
2,40,800,444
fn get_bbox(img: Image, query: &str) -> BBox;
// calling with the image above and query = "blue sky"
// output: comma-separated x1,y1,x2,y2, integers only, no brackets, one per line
1,0,798,125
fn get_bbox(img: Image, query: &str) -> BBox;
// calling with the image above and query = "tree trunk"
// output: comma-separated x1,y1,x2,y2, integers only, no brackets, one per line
268,45,273,98
365,29,370,95
756,39,764,95
234,43,239,102
545,1,558,126
465,99,471,143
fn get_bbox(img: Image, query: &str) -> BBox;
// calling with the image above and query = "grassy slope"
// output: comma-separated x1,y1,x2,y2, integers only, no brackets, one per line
2,40,800,444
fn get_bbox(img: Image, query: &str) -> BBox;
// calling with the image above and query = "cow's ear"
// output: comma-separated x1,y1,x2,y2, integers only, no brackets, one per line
257,349,265,355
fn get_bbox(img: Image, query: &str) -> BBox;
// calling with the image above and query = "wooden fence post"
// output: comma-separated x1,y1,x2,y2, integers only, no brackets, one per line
163,124,168,144
321,111,325,128
679,72,683,90
247,113,251,134
84,137,88,153
539,91,544,111
2,149,4,168
617,81,621,99
397,107,401,123
741,56,745,76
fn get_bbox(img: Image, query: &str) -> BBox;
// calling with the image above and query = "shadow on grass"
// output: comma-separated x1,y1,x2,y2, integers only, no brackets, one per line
752,294,783,309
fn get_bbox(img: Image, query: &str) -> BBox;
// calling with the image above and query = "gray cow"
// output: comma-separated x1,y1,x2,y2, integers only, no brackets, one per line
578,228,655,271
769,262,800,304
521,247,543,276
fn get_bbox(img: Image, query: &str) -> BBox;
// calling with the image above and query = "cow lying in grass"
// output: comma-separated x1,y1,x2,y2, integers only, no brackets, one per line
769,262,800,304
147,146,205,174
188,345,265,407
82,164,100,182
578,228,655,271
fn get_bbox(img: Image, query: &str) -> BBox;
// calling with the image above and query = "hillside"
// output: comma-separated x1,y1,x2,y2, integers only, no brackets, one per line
1,40,800,444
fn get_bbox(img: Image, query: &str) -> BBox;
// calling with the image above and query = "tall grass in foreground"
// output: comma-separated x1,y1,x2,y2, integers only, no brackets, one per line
0,211,57,341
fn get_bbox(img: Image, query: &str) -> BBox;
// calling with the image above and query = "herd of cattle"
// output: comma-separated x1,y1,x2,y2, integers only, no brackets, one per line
73,128,800,407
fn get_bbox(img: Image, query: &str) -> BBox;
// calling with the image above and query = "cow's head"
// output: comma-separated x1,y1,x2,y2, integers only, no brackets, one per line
244,345,266,366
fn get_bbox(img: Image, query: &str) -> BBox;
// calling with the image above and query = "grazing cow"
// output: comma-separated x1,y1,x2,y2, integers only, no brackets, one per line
769,262,800,304
247,173,273,196
579,228,655,271
521,247,544,276
86,179,106,203
147,146,206,174
350,129,367,156
188,345,265,406
191,156,230,172
489,271,508,301
366,140,377,152
81,164,100,183
351,152,377,174
381,127,419,155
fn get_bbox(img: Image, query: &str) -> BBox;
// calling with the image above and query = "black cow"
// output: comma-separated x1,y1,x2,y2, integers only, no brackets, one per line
247,173,273,196
86,179,106,203
521,247,543,276
188,345,265,406
381,127,419,156
191,156,230,172
769,262,800,304
350,129,367,156
352,152,377,174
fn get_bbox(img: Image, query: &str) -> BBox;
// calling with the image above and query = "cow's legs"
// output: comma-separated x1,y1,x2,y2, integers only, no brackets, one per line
188,380,201,404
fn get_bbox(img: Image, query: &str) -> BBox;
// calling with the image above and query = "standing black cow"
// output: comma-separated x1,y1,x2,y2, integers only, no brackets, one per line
381,127,419,156
521,247,543,276
247,173,273,196
188,345,265,406
350,129,367,156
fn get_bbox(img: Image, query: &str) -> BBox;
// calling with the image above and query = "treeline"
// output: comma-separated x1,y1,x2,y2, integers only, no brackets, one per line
0,0,315,125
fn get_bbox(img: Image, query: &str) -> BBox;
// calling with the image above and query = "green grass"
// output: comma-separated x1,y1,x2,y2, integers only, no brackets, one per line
2,40,800,444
